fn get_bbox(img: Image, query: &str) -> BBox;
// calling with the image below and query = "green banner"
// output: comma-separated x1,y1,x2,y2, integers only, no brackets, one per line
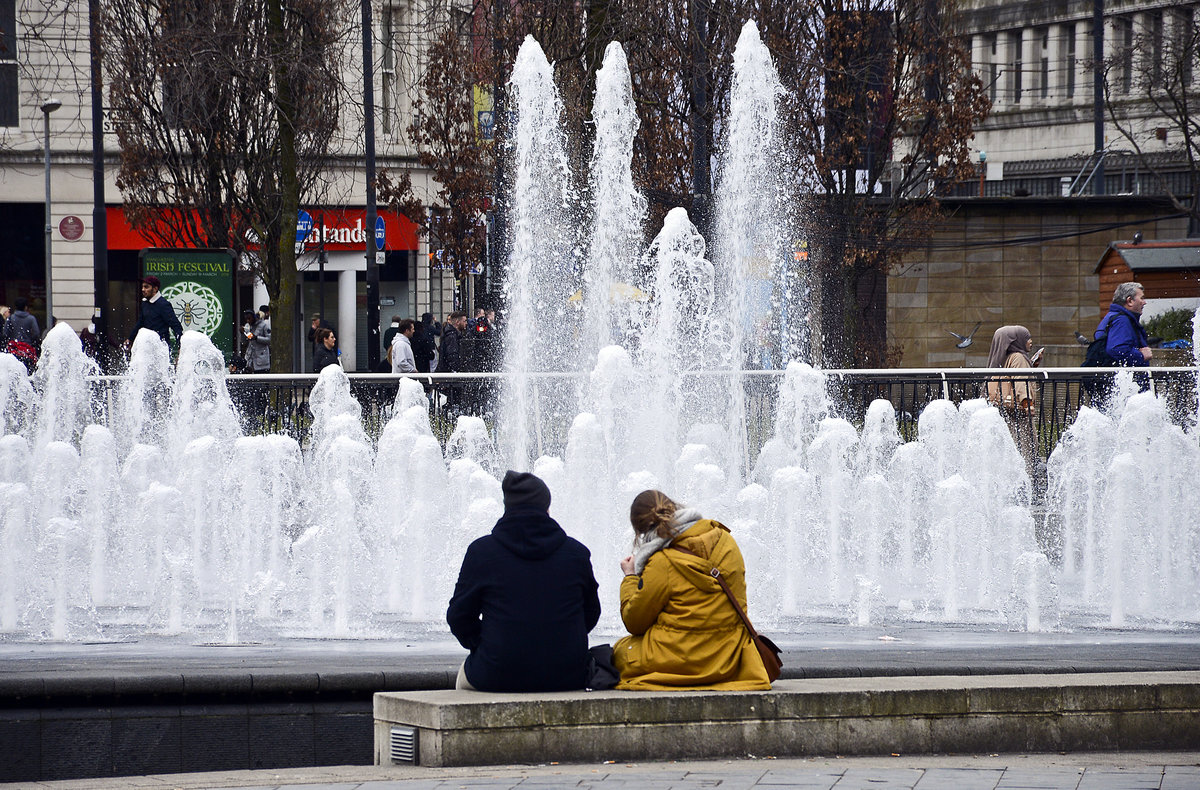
138,248,235,358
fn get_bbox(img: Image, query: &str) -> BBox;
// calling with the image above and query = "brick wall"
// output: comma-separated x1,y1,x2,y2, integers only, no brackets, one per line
889,197,1189,368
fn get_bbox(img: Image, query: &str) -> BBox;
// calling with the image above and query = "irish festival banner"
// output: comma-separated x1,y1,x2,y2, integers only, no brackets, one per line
138,248,235,358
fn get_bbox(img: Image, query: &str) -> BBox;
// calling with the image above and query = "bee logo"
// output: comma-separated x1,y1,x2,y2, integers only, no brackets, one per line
163,281,223,337
179,299,208,328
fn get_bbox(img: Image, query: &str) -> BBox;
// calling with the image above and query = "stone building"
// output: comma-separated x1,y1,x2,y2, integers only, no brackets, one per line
0,1,465,371
891,197,1189,368
889,0,1198,367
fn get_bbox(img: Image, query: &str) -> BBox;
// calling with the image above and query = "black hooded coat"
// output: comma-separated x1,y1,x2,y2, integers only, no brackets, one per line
446,473,601,692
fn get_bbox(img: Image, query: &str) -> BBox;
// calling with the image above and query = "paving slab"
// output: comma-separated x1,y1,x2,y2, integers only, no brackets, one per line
1,752,1198,790
3,625,1199,782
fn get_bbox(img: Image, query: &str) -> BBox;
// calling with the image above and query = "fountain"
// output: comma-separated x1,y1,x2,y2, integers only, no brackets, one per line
0,24,1198,646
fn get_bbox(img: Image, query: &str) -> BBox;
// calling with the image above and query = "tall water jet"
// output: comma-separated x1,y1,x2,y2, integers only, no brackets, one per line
79,426,118,606
630,208,715,485
583,41,646,359
502,36,579,469
168,331,241,458
711,20,793,481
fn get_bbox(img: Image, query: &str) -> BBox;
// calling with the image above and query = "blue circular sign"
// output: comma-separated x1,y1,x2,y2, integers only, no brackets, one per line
375,216,386,251
296,210,313,244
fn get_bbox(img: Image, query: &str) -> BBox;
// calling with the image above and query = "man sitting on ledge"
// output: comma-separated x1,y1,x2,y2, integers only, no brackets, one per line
446,471,601,691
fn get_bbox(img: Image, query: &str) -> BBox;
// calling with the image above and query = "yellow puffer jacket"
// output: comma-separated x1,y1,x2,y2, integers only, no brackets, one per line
613,519,771,690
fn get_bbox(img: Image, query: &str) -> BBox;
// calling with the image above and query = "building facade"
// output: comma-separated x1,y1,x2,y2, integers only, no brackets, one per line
889,0,1198,367
958,0,1195,198
0,0,470,372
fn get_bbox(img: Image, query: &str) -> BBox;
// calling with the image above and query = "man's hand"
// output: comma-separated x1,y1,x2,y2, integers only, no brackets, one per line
1140,346,1152,361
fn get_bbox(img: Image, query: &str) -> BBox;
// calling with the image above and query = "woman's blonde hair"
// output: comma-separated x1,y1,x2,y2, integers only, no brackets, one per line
629,490,678,540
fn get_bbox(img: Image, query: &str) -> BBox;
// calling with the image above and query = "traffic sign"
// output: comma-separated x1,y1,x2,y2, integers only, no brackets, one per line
296,210,313,244
375,216,386,251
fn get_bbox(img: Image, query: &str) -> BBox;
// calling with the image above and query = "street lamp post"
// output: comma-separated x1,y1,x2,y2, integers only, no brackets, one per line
42,97,62,329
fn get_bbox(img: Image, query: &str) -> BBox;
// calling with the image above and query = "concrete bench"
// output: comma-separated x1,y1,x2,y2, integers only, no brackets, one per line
374,671,1200,767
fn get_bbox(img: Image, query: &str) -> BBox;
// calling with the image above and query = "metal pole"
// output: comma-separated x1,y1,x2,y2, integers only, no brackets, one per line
489,0,505,308
362,0,381,371
89,0,109,351
42,98,61,328
689,0,711,234
1092,0,1105,195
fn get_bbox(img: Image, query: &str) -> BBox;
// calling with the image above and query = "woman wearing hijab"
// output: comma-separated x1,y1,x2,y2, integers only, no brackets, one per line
612,490,771,691
985,325,1041,463
985,325,1040,412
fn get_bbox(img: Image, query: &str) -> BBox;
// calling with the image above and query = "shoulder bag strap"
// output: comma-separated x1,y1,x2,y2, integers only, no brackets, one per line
669,545,763,639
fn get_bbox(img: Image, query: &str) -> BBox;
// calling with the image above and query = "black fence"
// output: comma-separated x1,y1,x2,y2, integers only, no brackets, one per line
821,367,1197,460
89,367,1198,462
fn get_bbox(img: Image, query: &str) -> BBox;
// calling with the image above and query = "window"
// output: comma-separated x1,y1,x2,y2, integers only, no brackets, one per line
1010,29,1023,103
0,0,17,127
161,5,222,129
1118,16,1134,94
1148,11,1164,88
1039,28,1049,99
1065,23,1076,98
1181,8,1195,86
381,7,395,135
986,33,999,103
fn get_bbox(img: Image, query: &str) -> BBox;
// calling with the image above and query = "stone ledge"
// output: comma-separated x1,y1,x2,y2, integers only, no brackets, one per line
373,671,1200,767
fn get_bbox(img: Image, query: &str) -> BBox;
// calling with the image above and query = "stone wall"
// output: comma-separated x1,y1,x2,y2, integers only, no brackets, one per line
889,197,1190,368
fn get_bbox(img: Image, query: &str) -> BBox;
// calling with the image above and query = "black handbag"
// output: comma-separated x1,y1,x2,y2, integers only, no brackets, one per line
586,643,619,690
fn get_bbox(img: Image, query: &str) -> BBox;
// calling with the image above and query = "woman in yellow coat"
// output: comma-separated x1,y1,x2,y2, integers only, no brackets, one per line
613,490,771,690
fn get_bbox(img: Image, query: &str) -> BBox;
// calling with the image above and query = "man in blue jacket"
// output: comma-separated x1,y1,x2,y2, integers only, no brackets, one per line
447,471,601,692
125,276,184,348
1095,281,1152,367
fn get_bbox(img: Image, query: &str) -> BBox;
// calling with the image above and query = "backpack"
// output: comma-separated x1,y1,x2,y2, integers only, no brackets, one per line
4,340,39,373
1081,313,1124,367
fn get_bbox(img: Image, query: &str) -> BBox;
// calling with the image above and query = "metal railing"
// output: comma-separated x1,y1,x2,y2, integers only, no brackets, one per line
88,367,1199,461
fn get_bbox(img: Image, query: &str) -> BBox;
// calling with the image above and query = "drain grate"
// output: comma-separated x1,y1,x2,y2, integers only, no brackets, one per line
390,726,418,764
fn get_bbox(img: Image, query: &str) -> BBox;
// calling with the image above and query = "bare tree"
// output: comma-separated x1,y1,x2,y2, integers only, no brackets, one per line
1102,7,1200,236
759,0,990,367
388,0,987,367
378,0,595,285
102,0,352,371
378,14,494,281
597,0,988,366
